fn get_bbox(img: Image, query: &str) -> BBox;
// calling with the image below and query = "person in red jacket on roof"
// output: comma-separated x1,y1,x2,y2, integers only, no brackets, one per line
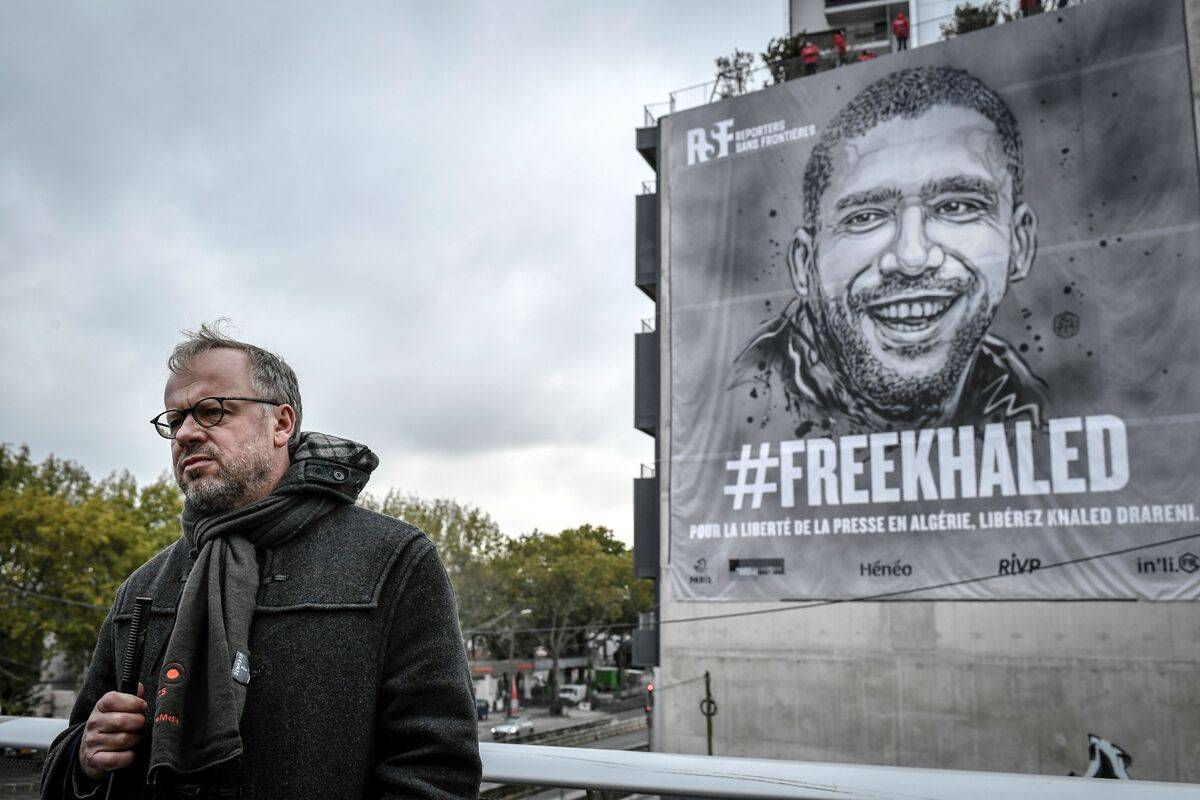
800,38,820,76
833,29,848,67
858,49,877,62
893,12,910,50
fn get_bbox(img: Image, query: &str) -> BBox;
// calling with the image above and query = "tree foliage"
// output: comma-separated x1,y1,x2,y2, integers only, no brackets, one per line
940,1,1012,39
0,444,181,713
714,49,756,99
761,32,805,85
488,525,652,710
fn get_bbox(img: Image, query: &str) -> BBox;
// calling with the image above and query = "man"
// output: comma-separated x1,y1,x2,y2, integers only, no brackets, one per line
893,12,909,50
42,325,481,799
733,67,1048,436
833,29,848,68
800,38,821,77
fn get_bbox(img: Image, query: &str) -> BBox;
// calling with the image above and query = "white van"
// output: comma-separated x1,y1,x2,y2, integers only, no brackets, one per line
557,684,588,705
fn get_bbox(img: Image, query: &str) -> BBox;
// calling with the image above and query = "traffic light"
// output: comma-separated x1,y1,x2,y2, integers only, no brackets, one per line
644,682,655,714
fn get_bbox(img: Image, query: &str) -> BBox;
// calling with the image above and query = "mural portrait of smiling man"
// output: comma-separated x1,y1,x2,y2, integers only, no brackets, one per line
664,0,1200,602
734,66,1049,435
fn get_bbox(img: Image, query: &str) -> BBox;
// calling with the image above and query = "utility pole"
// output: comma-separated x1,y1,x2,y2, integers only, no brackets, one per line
508,626,520,717
700,670,718,756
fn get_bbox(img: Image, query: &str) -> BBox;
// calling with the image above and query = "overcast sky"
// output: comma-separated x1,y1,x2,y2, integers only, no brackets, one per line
0,2,786,542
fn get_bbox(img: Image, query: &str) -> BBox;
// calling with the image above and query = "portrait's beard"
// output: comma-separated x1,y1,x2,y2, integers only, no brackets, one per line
175,432,275,514
813,270,996,420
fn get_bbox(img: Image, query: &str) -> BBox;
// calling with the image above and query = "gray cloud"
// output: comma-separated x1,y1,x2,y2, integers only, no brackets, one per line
0,0,784,539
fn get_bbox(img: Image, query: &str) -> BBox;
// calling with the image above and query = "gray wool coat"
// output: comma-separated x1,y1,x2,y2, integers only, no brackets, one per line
41,505,482,800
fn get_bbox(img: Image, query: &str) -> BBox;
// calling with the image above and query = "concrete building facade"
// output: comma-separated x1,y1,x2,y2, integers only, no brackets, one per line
789,1,1077,52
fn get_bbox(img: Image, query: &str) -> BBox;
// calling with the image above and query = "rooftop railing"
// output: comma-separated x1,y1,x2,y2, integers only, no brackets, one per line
4,717,1197,799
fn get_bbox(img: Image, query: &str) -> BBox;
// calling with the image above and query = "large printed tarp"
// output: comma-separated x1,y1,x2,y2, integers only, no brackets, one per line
665,0,1200,601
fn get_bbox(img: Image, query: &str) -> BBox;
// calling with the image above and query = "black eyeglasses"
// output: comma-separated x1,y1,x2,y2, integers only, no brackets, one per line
150,396,283,440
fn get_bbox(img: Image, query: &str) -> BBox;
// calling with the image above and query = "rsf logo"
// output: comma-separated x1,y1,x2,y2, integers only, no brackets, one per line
686,119,735,166
689,556,712,585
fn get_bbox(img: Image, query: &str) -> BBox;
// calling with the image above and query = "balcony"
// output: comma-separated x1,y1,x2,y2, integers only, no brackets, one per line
630,611,659,669
635,190,659,300
635,125,658,170
826,0,894,8
633,328,659,436
632,473,659,580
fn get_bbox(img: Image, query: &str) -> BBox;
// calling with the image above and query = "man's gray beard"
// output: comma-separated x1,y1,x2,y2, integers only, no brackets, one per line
177,444,274,514
816,287,995,420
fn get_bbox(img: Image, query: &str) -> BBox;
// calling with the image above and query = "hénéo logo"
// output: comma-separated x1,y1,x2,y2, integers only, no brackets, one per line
859,559,912,578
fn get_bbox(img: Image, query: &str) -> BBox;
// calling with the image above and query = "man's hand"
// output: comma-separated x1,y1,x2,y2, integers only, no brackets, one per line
78,683,148,781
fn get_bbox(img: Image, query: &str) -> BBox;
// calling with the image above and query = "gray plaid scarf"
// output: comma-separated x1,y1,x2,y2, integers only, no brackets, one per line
147,432,378,783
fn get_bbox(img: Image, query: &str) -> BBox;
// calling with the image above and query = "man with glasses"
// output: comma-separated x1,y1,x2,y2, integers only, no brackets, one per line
41,324,482,799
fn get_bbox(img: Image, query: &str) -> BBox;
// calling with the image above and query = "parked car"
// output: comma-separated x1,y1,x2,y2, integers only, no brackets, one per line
490,715,535,741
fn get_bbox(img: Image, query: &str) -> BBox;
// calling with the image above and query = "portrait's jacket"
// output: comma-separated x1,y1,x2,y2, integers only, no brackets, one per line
40,505,482,800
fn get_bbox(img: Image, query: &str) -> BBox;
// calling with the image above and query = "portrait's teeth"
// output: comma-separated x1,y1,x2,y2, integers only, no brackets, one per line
872,296,954,324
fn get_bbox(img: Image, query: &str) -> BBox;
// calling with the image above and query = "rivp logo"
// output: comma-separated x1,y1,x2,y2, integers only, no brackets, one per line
999,553,1041,575
686,119,735,165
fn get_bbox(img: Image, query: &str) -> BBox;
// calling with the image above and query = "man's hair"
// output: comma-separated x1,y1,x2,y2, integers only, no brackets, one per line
168,320,303,448
802,66,1023,230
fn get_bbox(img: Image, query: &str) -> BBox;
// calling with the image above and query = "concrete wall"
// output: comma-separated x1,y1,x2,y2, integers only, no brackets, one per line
655,600,1200,781
653,0,1200,782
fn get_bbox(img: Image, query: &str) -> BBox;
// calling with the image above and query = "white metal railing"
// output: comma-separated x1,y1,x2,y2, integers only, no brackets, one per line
642,101,670,128
481,743,1198,800
4,717,1197,799
641,59,801,126
0,715,66,749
